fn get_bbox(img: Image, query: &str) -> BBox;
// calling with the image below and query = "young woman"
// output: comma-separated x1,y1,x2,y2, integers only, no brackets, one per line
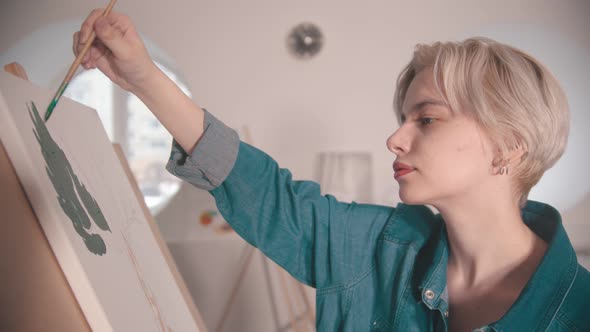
75,9,589,332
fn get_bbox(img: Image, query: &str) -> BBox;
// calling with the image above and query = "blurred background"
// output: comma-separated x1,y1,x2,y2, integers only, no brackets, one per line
1,1,589,331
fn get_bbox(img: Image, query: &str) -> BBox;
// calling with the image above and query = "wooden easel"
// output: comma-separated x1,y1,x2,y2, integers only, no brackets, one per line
214,243,316,332
0,63,207,332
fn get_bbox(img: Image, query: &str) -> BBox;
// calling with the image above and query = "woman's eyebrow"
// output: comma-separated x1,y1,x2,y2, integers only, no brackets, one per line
402,99,448,117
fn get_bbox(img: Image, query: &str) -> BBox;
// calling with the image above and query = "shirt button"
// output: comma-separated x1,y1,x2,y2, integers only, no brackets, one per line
444,310,449,317
424,289,435,300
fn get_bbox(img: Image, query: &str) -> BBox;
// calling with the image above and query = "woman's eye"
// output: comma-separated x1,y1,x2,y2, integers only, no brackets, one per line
418,117,435,125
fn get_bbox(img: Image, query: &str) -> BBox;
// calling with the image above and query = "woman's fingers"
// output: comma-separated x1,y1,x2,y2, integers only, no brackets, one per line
73,31,91,68
72,9,152,91
80,8,107,43
75,9,103,68
72,31,79,57
93,15,128,60
75,10,127,64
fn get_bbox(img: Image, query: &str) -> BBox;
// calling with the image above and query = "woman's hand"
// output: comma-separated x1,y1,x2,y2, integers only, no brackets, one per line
73,9,159,94
74,9,205,154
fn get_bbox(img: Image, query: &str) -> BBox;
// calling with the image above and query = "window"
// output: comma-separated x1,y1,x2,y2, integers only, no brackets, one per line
65,62,191,215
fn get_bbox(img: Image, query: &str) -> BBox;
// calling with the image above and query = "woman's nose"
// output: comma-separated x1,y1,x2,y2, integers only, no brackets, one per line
386,129,409,156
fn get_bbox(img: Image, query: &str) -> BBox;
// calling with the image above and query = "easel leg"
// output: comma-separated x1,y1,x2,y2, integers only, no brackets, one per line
277,267,301,332
296,281,316,327
214,243,255,332
262,252,282,329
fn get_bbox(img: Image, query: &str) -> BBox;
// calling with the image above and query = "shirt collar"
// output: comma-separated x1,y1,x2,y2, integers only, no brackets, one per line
411,200,578,331
491,200,578,331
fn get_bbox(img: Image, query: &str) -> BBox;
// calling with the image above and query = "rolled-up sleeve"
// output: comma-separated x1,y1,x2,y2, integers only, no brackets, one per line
165,109,239,190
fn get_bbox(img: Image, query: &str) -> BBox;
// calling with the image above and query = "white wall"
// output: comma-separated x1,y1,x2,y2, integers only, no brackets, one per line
2,1,589,331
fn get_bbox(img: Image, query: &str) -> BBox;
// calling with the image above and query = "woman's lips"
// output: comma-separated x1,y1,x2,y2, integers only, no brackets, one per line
394,168,415,179
393,162,415,179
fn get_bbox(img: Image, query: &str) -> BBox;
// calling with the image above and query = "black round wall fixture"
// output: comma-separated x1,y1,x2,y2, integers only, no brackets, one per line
287,22,324,59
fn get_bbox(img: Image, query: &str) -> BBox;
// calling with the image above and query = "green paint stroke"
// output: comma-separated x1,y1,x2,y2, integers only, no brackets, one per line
28,101,111,256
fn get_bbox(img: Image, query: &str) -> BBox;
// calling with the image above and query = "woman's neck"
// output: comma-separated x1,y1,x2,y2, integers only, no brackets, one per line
436,197,547,289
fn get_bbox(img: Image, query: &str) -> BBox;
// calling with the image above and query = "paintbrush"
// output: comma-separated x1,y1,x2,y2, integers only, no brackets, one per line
44,0,118,122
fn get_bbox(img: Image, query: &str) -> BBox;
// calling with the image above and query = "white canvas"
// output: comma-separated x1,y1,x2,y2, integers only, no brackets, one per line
0,71,202,332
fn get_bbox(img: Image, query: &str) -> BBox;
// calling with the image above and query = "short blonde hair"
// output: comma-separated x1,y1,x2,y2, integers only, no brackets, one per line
393,37,569,207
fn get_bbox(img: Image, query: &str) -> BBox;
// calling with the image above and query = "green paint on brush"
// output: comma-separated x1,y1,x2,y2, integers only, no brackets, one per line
44,99,58,121
44,82,68,122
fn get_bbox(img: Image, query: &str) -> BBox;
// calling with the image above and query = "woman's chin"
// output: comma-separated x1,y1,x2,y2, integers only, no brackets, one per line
398,190,428,206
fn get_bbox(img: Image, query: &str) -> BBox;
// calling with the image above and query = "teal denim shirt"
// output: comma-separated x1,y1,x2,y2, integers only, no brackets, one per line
167,110,590,331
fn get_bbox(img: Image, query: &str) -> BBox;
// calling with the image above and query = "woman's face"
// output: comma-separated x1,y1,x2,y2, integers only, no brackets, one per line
387,68,496,206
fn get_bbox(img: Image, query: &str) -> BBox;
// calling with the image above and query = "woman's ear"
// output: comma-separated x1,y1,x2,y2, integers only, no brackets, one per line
506,143,527,166
491,143,527,175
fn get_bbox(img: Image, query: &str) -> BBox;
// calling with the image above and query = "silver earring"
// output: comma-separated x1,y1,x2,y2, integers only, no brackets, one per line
499,161,509,175
495,158,510,175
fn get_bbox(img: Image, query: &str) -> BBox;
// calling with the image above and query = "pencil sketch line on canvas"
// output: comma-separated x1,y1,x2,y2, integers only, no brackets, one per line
122,233,172,332
28,101,111,256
